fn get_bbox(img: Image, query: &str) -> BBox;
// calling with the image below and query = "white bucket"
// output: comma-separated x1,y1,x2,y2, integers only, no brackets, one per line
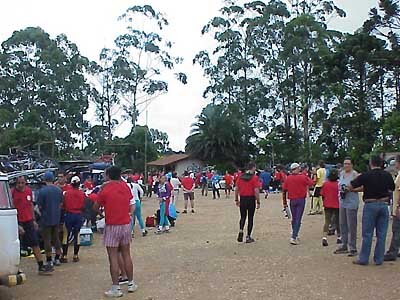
0,209,20,276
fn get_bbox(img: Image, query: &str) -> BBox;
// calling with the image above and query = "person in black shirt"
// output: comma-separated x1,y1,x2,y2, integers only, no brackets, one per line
350,155,395,265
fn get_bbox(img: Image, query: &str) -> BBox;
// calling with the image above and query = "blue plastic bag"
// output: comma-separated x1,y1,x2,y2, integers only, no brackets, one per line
169,203,177,219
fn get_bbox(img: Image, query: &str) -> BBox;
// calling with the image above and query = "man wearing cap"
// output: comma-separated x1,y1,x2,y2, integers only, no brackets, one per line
282,163,314,245
37,171,63,267
61,176,86,263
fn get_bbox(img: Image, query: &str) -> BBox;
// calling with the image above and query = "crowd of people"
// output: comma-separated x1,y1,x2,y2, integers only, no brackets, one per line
10,153,400,297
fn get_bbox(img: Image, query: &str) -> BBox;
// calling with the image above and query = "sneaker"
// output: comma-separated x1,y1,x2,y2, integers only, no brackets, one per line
191,209,195,213
384,254,397,261
127,282,138,293
155,229,163,235
164,228,170,233
245,236,255,243
322,238,328,247
290,238,298,245
60,257,68,263
38,264,53,276
336,238,342,245
334,247,349,254
119,277,129,285
237,232,244,243
73,256,80,263
53,259,61,266
348,250,358,257
142,230,148,237
295,237,300,244
182,210,187,214
104,288,123,298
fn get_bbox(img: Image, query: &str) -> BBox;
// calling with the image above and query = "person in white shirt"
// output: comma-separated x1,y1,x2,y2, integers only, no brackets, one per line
170,172,181,206
127,178,147,237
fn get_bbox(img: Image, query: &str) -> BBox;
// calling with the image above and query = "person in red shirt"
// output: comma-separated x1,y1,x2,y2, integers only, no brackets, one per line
181,171,195,213
320,169,341,247
61,176,86,263
223,171,234,198
282,163,314,245
235,162,261,243
83,176,94,190
93,166,137,297
12,176,52,275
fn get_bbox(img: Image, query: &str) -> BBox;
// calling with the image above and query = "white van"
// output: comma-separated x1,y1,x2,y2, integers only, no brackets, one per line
0,174,26,287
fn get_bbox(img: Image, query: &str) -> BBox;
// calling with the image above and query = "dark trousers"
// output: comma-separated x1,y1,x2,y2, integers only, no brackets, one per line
386,216,400,258
212,185,220,199
290,199,306,239
323,208,340,235
239,196,256,237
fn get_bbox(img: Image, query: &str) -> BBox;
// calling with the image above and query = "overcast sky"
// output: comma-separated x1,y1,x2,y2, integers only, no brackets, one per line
0,0,378,151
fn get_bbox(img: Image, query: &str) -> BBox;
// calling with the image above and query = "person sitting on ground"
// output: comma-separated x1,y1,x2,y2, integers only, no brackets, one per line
62,176,85,263
320,169,341,247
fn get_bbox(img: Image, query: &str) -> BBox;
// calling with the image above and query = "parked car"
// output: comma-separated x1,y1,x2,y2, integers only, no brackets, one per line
0,174,26,287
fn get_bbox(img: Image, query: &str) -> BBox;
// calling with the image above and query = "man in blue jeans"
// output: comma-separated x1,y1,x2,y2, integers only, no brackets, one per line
350,155,395,265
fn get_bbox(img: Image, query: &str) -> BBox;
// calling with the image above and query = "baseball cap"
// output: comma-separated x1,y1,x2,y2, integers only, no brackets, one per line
43,171,55,182
71,176,81,184
290,163,300,170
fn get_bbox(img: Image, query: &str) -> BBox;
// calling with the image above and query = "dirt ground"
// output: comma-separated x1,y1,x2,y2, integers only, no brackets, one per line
1,190,400,300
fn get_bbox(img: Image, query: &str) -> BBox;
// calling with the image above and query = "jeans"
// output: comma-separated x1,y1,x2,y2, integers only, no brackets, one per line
359,202,389,265
131,200,145,231
386,216,400,258
201,183,208,196
339,207,358,251
159,201,169,228
290,199,306,239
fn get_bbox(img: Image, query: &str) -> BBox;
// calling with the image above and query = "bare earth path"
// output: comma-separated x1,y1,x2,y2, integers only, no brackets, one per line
2,191,400,300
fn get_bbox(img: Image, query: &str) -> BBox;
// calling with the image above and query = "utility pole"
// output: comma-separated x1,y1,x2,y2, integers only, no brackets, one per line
144,109,148,182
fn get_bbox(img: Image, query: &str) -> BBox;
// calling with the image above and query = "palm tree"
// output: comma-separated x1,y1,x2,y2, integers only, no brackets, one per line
185,104,248,166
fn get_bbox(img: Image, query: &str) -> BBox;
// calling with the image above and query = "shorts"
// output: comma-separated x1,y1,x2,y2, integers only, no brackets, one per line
103,224,131,248
313,187,322,197
184,192,194,201
20,220,39,248
65,212,84,234
42,225,62,252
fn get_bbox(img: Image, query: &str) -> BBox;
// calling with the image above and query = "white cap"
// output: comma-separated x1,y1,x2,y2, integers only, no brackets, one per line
71,176,81,184
290,163,300,170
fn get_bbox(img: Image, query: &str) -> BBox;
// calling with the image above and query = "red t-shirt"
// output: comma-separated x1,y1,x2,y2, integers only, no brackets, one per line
224,175,233,186
181,177,195,191
58,183,72,194
321,181,340,208
97,181,132,225
12,187,34,223
83,180,94,190
236,174,261,197
147,176,153,185
275,171,287,182
64,188,86,214
88,192,99,203
283,174,314,200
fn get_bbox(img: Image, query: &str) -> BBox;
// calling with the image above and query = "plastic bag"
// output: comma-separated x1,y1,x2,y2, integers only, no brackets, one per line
169,203,177,219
